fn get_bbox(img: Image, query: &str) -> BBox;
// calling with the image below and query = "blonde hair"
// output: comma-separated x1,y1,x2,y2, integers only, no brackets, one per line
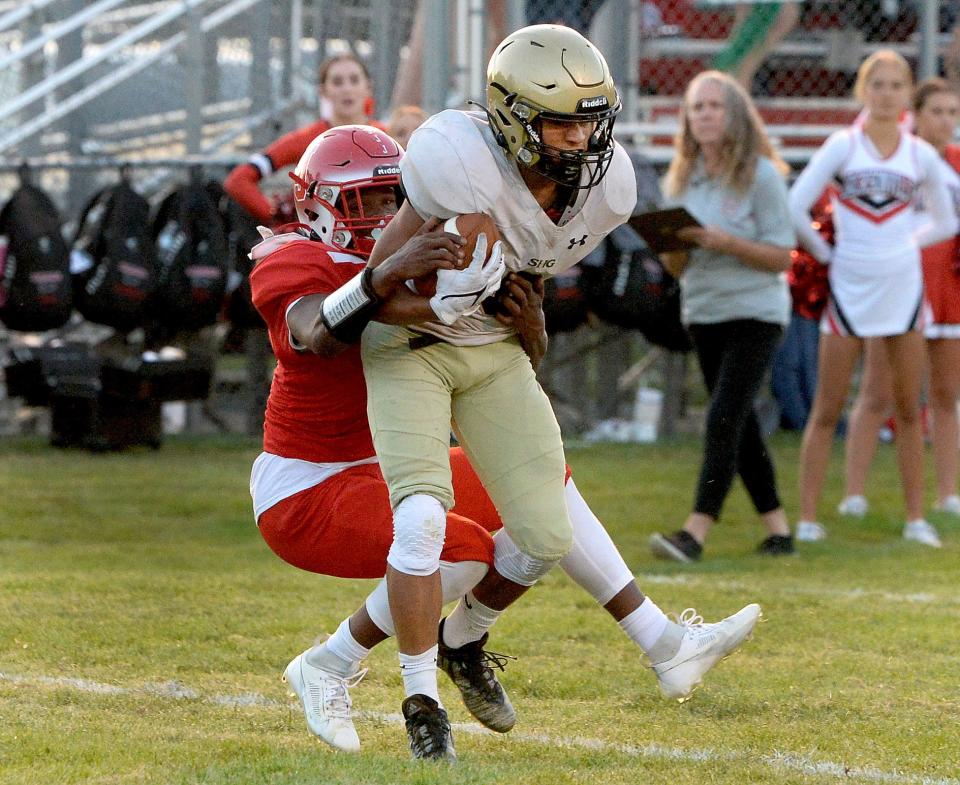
664,70,787,198
388,104,428,130
853,49,912,104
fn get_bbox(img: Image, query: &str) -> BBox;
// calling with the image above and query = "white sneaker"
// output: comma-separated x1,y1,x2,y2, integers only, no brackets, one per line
795,521,827,541
903,520,942,548
649,604,761,701
935,495,960,516
837,495,868,518
284,650,366,752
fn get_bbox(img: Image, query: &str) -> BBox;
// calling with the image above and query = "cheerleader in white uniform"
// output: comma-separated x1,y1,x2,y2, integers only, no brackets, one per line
837,78,960,528
788,50,957,544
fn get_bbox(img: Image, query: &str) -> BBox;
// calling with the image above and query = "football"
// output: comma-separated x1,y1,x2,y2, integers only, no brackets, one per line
411,212,500,297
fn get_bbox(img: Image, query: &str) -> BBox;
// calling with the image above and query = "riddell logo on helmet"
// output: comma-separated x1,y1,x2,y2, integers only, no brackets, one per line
577,96,608,111
373,165,401,177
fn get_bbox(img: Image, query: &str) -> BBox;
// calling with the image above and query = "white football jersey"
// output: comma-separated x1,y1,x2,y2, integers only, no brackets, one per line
400,109,637,345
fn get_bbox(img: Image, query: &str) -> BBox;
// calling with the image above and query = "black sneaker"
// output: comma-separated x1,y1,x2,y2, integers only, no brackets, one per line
649,530,703,563
401,694,456,761
757,534,795,556
437,619,516,733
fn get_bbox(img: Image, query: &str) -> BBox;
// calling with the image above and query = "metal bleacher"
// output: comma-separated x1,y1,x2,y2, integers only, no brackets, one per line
615,0,946,167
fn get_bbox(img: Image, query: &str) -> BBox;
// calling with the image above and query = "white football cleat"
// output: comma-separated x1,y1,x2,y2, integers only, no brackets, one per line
284,650,366,752
795,521,827,542
648,604,761,701
903,519,942,548
935,495,960,516
837,495,868,518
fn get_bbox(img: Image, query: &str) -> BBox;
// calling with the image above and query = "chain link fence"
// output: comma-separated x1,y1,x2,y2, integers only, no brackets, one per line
0,0,951,439
0,0,419,214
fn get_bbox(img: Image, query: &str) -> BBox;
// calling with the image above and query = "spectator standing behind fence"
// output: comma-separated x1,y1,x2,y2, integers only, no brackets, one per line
787,51,957,547
837,77,960,523
713,2,799,90
225,53,385,225
648,70,795,564
386,104,428,149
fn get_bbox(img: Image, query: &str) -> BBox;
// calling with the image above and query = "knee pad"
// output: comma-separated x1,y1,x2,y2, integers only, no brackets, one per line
492,529,560,587
386,493,446,576
438,559,488,604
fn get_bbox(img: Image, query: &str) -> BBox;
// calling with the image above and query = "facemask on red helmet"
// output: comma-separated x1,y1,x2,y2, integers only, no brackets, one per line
289,125,403,257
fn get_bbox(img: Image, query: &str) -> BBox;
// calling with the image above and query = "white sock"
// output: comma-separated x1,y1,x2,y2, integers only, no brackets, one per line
307,617,370,675
399,646,441,704
559,478,636,606
618,598,670,654
441,590,502,649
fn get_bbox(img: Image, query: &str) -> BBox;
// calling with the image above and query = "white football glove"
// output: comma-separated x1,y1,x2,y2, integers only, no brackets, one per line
429,233,506,325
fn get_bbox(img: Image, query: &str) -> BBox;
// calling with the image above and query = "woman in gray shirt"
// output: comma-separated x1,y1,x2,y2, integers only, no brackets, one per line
649,70,795,562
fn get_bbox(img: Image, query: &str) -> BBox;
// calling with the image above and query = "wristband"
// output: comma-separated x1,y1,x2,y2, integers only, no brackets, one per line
321,267,380,343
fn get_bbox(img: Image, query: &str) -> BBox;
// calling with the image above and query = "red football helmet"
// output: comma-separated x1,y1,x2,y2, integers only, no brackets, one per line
290,124,402,257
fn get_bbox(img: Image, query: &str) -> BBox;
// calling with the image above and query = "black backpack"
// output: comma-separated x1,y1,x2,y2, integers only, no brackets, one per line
150,180,229,333
212,182,264,330
0,182,72,332
582,225,692,352
72,182,157,332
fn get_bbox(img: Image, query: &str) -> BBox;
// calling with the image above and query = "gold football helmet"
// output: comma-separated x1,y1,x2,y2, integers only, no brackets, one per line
486,24,620,190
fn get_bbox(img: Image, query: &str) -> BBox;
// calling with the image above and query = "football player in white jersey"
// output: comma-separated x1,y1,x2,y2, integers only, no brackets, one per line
361,25,760,760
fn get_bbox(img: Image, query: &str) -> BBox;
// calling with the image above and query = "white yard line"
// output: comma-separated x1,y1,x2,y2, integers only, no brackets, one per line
2,671,956,785
633,573,957,607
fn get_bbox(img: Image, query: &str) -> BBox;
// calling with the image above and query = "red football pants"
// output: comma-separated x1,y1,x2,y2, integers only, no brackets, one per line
258,447,503,579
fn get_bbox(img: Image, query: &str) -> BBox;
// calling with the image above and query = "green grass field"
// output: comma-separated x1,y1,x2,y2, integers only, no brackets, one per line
2,433,958,784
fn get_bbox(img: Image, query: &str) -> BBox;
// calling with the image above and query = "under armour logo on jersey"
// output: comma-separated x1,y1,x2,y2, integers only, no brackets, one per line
439,287,486,307
567,234,588,249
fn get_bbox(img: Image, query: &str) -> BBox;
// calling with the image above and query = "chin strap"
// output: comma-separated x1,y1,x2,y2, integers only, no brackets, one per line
467,100,510,152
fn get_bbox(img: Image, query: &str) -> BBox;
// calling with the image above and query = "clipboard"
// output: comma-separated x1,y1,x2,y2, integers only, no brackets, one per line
627,207,702,253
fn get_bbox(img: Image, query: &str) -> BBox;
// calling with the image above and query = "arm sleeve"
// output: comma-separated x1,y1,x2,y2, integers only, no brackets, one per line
913,141,960,249
788,131,851,263
223,122,326,224
753,158,796,247
399,126,485,220
224,163,274,224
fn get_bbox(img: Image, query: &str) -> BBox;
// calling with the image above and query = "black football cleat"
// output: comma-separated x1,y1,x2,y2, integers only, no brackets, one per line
401,694,456,761
437,619,516,733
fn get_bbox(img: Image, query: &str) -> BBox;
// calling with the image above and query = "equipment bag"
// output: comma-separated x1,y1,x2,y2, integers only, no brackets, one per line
72,181,157,332
582,224,692,352
0,182,72,332
542,267,590,334
210,180,264,330
150,180,228,333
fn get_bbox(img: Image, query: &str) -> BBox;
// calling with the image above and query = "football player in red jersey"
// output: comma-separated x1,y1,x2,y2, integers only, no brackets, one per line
250,123,760,758
225,53,386,225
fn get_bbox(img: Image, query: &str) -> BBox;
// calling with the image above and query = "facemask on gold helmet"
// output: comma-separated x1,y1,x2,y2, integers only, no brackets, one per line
485,24,620,190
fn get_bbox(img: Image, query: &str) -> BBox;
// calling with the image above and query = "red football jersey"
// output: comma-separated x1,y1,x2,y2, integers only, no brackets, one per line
249,238,374,463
